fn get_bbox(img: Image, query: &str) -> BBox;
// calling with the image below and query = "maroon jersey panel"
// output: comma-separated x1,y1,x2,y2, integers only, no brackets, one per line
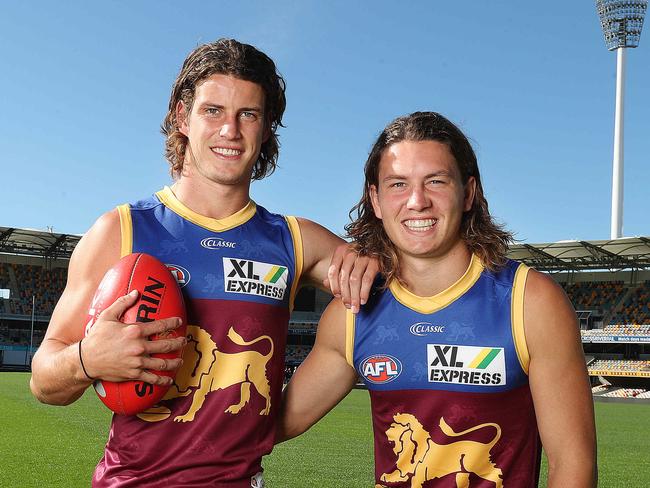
94,299,288,487
370,386,541,488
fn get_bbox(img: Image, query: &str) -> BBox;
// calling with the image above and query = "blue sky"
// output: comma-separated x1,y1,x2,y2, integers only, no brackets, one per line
1,1,648,243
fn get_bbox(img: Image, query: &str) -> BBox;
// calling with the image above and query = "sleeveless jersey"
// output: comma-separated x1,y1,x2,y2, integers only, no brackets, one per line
348,255,540,488
93,187,303,488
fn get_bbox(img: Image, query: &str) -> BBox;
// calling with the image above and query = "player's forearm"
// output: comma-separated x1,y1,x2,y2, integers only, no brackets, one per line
544,414,597,487
277,370,356,443
276,386,323,443
30,340,92,405
275,413,310,443
547,454,597,488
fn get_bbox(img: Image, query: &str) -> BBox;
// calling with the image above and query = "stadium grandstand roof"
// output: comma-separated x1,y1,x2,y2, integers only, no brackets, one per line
507,237,650,272
0,226,81,260
1,226,649,271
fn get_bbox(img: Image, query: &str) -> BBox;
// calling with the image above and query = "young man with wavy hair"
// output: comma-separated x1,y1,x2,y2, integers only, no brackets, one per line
280,112,597,487
30,38,377,487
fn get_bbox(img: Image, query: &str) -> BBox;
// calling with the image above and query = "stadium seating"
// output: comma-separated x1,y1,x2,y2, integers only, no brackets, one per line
588,359,650,376
610,281,650,325
0,264,12,313
285,345,311,363
563,281,625,313
591,384,610,394
288,321,318,332
601,388,647,398
581,324,650,341
562,280,649,326
591,385,650,398
0,324,45,346
0,263,67,317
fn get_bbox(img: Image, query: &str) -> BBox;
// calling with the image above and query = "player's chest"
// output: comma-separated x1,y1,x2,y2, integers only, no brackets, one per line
136,225,295,306
354,296,519,392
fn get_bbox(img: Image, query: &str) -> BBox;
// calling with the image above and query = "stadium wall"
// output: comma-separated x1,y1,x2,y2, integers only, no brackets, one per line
0,253,69,269
551,269,650,285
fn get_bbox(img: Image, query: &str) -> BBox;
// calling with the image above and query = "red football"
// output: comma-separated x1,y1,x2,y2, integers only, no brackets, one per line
84,253,187,415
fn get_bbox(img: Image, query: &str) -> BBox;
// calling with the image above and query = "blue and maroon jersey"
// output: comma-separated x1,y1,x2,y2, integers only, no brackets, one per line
348,255,540,488
93,187,303,488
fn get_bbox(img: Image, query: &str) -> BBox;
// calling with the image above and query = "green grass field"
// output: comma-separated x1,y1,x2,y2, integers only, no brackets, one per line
1,372,648,487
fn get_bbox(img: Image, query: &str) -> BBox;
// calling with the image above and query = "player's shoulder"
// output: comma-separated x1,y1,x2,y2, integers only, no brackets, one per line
252,201,292,227
81,192,159,253
128,191,165,211
68,209,121,279
523,267,576,338
323,296,349,318
286,217,339,248
480,257,522,286
524,267,566,302
358,276,388,312
523,267,580,360
317,298,349,344
85,208,121,245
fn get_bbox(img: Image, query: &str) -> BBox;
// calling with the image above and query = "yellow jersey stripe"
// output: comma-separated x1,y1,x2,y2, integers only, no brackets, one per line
345,309,356,368
116,204,132,258
512,264,531,375
285,216,304,312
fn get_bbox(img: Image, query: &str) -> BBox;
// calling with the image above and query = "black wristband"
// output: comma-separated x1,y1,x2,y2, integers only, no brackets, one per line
78,339,95,381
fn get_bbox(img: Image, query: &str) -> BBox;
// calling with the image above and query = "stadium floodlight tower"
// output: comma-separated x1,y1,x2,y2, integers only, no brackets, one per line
596,0,647,239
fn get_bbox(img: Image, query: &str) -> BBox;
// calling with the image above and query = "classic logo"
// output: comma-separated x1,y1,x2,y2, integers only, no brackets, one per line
427,344,506,386
166,264,191,288
360,355,402,384
409,321,445,336
200,237,237,250
223,258,288,301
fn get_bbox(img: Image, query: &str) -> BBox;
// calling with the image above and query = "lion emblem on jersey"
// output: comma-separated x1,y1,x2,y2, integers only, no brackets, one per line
374,324,399,344
447,321,475,341
378,413,503,488
138,325,273,423
159,239,188,255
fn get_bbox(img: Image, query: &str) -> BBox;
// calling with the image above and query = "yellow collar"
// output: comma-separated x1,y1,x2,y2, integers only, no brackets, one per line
156,186,257,232
388,254,484,314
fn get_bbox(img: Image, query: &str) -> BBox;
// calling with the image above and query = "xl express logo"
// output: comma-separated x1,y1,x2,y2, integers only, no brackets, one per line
427,344,506,386
360,355,402,384
223,258,288,301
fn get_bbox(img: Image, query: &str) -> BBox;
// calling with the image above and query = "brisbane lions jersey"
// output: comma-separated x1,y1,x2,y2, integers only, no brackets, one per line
348,255,541,488
93,187,302,488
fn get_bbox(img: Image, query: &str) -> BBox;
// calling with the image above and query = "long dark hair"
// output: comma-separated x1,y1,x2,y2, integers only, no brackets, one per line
161,38,286,180
346,112,513,285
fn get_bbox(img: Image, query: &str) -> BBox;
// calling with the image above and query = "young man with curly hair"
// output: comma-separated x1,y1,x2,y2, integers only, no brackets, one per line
280,112,597,487
30,39,377,487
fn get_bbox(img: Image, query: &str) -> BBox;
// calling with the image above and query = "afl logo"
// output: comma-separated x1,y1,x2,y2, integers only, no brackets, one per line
166,264,190,288
360,355,402,384
200,237,236,250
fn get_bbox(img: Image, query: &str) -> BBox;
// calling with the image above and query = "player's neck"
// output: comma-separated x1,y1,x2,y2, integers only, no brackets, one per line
171,175,252,220
397,241,473,297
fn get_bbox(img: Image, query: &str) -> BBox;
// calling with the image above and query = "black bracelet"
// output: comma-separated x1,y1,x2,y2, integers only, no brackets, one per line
78,339,95,381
